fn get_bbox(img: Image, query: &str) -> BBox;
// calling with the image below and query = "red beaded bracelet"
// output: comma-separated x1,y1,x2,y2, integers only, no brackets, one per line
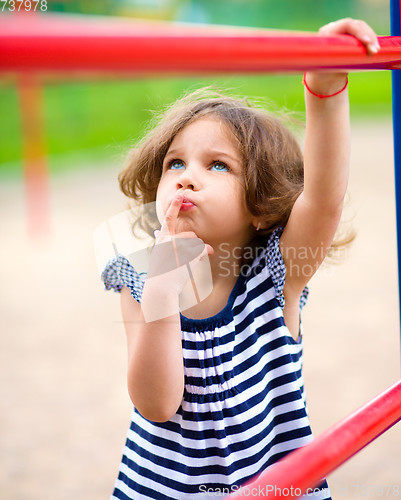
302,73,348,99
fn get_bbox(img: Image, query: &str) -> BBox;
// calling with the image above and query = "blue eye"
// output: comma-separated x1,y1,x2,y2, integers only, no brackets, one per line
168,160,185,170
211,162,229,172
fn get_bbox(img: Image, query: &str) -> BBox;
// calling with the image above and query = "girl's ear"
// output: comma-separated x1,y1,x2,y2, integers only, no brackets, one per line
252,219,262,231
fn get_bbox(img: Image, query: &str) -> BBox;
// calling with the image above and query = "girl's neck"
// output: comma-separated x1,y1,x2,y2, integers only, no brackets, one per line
180,241,246,320
208,236,262,281
209,241,243,282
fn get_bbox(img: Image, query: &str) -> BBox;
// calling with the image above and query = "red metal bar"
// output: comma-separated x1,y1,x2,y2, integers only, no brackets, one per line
1,13,401,75
227,380,401,498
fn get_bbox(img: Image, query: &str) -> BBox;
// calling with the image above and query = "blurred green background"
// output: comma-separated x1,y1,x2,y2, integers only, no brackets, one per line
0,0,392,177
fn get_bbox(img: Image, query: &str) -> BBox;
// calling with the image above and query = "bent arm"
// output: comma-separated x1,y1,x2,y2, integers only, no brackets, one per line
121,284,184,422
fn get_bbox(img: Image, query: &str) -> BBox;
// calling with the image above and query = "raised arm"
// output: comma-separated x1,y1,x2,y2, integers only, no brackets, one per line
280,20,379,318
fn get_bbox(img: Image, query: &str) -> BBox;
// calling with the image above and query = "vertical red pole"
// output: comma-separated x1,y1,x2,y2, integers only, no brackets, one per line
18,73,51,238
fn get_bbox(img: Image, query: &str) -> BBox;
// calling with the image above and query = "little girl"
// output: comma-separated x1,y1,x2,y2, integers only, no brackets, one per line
101,19,379,500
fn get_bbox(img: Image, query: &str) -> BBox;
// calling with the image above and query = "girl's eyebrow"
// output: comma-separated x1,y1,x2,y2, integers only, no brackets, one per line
164,148,240,165
208,150,240,164
163,148,181,159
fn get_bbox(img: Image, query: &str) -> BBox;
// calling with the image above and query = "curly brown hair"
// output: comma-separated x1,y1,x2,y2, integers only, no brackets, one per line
119,87,353,256
120,88,303,230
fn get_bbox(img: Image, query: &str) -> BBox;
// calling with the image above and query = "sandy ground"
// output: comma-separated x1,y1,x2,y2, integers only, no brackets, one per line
1,118,400,500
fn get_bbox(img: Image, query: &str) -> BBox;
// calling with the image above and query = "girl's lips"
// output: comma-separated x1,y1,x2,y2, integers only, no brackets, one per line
180,199,196,211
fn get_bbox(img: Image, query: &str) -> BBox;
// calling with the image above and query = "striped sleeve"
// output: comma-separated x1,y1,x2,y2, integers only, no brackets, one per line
265,227,309,310
101,254,144,303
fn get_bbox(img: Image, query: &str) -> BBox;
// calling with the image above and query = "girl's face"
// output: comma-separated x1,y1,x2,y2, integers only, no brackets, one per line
156,117,256,249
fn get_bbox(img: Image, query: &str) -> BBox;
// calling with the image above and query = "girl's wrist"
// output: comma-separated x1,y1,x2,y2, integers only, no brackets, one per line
143,278,180,301
303,72,348,98
142,279,180,322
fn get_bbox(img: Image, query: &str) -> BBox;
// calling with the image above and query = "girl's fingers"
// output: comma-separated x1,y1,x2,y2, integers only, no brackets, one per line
346,19,379,54
319,18,380,55
159,192,184,236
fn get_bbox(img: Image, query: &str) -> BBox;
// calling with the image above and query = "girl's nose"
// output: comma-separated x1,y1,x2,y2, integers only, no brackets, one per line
176,165,197,191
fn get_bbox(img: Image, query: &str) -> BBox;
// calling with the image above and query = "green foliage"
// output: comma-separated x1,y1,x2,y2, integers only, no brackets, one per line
46,0,389,34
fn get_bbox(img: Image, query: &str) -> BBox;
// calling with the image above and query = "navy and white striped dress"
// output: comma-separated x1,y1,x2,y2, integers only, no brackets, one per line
102,228,331,500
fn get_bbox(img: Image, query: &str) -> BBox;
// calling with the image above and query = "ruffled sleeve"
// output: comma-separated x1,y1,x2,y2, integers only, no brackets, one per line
101,254,144,303
265,227,309,311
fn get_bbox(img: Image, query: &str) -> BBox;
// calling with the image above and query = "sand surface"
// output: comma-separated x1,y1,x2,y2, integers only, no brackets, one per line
1,118,400,499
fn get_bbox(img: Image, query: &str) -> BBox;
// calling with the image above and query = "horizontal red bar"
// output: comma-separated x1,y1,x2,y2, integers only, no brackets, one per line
228,380,401,498
1,13,401,75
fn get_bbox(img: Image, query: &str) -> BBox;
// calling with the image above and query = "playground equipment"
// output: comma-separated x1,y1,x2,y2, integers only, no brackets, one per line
1,6,400,497
227,380,401,498
1,13,401,74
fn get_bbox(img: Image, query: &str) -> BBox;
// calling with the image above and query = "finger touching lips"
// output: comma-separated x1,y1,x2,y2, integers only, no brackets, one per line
160,193,183,235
